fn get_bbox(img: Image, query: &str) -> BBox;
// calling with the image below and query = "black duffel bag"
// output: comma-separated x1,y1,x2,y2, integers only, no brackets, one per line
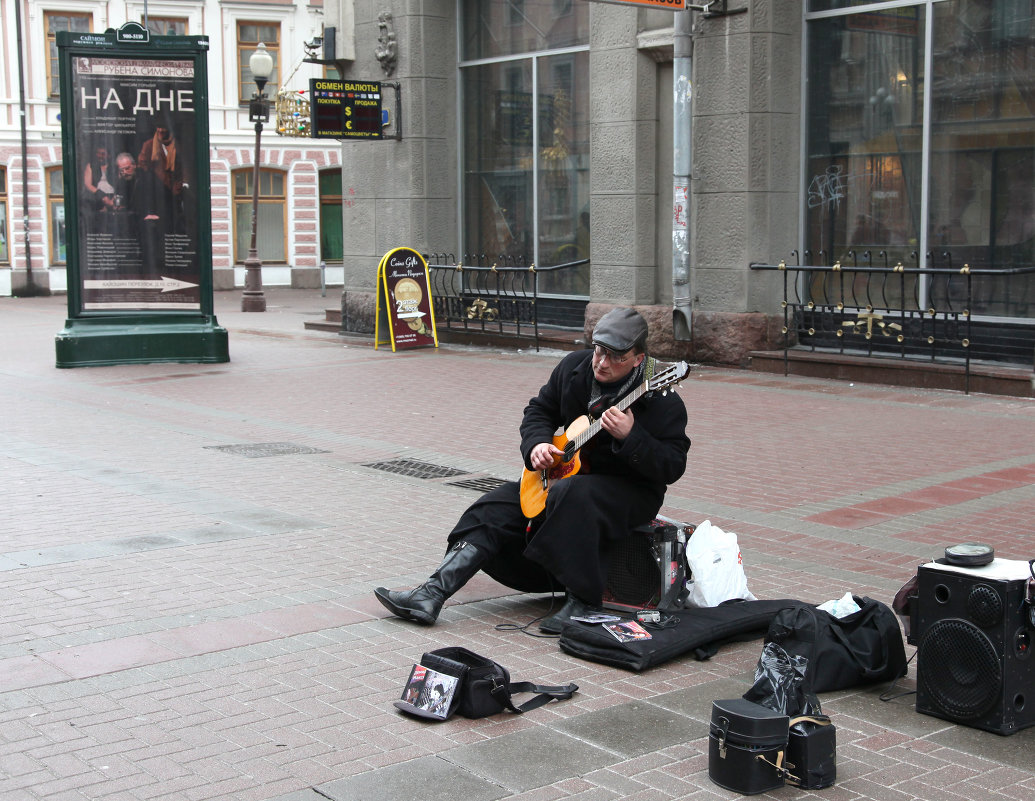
764,597,907,693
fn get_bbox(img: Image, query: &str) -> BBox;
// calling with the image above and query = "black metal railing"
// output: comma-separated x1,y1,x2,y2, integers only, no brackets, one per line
751,252,1035,394
425,254,589,351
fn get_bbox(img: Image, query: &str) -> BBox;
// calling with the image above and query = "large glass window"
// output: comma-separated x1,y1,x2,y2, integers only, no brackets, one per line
460,1,589,296
237,22,280,104
461,0,587,60
232,168,286,263
805,0,1035,319
46,167,67,265
463,59,534,261
805,7,925,270
46,11,91,98
319,169,343,263
145,16,188,36
0,167,8,263
929,0,1035,315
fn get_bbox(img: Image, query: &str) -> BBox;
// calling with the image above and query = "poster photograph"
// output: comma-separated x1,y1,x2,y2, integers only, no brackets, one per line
71,54,201,310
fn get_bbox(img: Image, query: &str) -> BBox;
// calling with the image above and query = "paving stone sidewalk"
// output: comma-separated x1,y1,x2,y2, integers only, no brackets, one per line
0,288,1033,801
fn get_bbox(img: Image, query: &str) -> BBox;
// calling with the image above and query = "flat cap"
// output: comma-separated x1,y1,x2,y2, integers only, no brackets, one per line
592,308,648,353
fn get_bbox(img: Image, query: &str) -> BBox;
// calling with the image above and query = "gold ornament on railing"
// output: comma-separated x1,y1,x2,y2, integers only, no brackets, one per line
466,298,498,322
841,312,903,340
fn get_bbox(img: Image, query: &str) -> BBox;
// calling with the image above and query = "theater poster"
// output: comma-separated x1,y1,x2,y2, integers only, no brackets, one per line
55,24,227,368
59,24,211,312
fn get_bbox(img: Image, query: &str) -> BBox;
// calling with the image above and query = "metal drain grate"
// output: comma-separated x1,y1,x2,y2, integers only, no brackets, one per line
364,459,470,480
448,476,511,493
205,442,330,458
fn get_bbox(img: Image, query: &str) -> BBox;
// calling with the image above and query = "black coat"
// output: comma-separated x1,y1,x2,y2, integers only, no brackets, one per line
448,349,690,602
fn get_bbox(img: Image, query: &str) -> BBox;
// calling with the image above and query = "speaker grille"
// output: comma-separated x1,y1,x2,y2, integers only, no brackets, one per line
917,619,1002,719
606,537,660,607
966,584,1003,629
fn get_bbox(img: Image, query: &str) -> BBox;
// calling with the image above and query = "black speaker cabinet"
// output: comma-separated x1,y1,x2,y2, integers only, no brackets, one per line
915,561,1035,735
602,518,691,613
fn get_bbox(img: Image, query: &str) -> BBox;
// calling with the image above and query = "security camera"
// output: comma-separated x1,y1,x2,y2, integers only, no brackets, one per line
304,36,323,56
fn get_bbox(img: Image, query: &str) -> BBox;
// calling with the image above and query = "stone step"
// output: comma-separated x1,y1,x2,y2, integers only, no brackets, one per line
748,349,1034,397
302,309,585,351
305,309,1033,394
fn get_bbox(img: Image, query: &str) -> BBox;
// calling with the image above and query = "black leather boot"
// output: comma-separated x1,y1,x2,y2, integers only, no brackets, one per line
539,594,601,634
374,540,484,625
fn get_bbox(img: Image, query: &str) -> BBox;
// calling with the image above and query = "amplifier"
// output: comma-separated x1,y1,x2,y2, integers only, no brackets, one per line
914,559,1035,735
602,517,692,613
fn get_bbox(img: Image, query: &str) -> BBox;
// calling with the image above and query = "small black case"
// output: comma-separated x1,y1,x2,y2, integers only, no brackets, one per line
786,715,836,789
709,698,789,795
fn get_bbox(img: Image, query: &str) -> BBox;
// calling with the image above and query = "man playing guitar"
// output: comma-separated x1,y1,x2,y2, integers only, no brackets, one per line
375,308,690,633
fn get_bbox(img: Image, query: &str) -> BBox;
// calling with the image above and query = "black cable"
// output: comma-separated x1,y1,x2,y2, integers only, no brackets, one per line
879,649,917,702
494,524,567,637
494,588,565,638
645,614,680,630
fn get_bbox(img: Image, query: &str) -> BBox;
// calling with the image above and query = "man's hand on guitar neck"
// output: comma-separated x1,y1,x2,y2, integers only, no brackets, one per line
600,406,634,441
530,442,564,470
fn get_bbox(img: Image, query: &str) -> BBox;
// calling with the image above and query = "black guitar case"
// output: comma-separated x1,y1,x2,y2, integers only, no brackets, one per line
558,599,800,672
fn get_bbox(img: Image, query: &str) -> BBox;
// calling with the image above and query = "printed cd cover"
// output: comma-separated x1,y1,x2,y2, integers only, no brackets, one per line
393,663,460,720
603,619,653,642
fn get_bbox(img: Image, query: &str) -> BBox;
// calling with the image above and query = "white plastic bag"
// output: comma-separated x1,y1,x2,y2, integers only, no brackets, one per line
817,591,860,618
685,519,756,608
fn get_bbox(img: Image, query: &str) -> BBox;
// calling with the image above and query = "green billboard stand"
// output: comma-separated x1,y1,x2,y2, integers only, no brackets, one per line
54,22,228,367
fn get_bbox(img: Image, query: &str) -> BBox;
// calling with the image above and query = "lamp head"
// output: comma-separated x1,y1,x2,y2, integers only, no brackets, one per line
250,42,274,95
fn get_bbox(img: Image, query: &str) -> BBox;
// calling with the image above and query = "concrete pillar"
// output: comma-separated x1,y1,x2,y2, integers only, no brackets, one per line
338,3,458,332
588,4,660,305
693,2,801,318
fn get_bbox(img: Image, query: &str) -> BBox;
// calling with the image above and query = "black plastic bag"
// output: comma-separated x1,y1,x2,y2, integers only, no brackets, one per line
743,641,822,717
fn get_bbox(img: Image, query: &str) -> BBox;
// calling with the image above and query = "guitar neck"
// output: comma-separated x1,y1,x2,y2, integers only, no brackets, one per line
570,381,648,451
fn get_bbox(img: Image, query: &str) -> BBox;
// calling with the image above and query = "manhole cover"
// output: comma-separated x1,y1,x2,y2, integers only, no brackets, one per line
364,459,469,479
448,477,511,493
205,442,330,458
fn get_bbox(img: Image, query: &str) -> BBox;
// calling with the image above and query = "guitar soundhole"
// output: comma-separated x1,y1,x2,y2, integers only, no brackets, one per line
549,461,577,480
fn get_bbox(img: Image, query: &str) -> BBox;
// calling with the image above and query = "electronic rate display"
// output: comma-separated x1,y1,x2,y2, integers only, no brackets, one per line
310,79,383,140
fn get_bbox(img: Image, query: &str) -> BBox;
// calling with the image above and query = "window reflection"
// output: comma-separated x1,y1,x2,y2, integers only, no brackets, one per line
806,1,1035,318
806,8,924,276
461,0,587,60
929,0,1035,315
460,1,589,298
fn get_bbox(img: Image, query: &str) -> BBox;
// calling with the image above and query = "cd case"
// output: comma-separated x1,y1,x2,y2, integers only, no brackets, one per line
393,663,461,720
603,619,652,642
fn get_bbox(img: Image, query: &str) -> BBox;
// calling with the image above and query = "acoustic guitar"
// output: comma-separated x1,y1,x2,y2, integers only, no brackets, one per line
518,361,689,518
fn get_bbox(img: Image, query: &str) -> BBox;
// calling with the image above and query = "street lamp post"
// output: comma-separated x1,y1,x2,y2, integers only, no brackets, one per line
242,42,274,312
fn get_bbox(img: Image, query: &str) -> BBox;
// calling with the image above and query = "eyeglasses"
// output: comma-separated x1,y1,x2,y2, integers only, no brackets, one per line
593,345,634,365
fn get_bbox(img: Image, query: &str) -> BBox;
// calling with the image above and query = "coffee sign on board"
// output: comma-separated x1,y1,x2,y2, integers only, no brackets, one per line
375,247,438,351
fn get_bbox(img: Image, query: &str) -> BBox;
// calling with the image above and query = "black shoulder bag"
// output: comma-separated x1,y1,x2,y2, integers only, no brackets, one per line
395,646,578,721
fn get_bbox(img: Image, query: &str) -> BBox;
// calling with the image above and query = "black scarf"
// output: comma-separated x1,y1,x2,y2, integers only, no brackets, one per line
587,356,655,419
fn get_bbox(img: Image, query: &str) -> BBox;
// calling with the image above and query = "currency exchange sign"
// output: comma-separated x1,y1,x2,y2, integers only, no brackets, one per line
310,79,383,140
